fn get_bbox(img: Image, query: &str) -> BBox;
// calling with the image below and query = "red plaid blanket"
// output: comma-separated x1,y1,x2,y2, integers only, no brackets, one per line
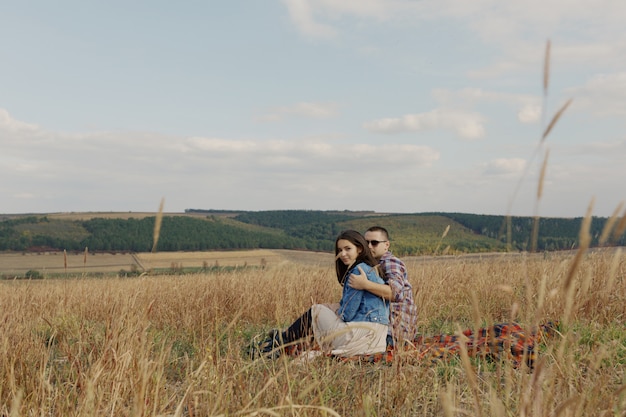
286,321,559,369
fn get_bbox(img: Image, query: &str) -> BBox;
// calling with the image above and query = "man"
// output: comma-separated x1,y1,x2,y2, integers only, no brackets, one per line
348,226,418,346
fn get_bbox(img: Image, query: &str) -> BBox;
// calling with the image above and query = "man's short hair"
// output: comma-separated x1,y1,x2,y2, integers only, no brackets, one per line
365,226,390,240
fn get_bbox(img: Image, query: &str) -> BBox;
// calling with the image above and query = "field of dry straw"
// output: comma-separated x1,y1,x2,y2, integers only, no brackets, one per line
0,245,624,416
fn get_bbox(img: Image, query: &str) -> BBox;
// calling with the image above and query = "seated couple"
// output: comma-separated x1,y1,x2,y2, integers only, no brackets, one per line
259,227,417,359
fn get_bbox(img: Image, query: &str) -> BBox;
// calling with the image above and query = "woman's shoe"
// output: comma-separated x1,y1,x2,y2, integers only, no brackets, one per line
259,329,282,359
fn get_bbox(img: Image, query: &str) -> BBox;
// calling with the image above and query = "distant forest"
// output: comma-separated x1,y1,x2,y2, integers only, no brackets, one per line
1,210,624,256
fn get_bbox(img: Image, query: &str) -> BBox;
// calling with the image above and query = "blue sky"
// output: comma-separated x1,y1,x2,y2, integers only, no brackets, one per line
2,1,625,218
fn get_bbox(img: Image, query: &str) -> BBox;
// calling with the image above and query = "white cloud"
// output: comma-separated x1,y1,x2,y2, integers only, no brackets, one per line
566,72,626,117
282,0,391,39
186,137,258,153
185,136,439,171
281,0,337,39
1,109,442,213
281,0,626,80
3,106,622,217
483,158,527,176
517,105,542,123
430,1,626,71
433,88,539,107
364,109,486,140
14,193,35,200
555,139,626,158
256,102,340,122
433,88,542,125
0,109,39,132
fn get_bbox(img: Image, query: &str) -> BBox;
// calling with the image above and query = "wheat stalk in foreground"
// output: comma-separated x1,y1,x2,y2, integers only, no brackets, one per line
152,197,165,253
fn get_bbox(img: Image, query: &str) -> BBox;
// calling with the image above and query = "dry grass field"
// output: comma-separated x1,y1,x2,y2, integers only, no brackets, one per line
0,249,333,276
0,246,624,416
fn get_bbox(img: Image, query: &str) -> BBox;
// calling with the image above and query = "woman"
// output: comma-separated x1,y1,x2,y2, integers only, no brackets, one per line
259,230,389,358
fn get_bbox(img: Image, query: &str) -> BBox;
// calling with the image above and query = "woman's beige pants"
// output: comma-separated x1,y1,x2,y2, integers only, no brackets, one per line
310,303,387,357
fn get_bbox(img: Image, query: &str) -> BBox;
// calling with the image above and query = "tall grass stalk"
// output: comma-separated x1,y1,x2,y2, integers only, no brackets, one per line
506,40,572,254
152,198,165,253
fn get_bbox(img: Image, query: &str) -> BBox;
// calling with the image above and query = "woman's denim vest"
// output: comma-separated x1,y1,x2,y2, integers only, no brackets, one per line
338,262,389,325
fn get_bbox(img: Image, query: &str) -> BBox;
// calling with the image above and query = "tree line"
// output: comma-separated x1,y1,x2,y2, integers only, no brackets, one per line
433,212,623,251
0,211,624,254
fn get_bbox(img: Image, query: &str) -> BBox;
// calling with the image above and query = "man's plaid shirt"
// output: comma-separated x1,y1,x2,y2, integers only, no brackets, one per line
379,251,418,342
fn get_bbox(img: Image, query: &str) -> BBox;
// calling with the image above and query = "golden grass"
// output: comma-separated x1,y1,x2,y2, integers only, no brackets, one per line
0,249,328,275
0,252,138,274
0,249,624,416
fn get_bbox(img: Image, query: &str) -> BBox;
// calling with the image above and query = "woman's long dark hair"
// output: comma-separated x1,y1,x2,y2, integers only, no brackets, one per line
334,230,378,285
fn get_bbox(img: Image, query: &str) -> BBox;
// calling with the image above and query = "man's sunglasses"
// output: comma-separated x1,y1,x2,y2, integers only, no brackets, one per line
366,240,388,247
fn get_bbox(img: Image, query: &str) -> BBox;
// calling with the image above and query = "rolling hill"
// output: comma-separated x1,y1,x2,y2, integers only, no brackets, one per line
2,210,623,256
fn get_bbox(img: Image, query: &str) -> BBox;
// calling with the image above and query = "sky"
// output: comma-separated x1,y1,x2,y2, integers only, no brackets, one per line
1,1,625,218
